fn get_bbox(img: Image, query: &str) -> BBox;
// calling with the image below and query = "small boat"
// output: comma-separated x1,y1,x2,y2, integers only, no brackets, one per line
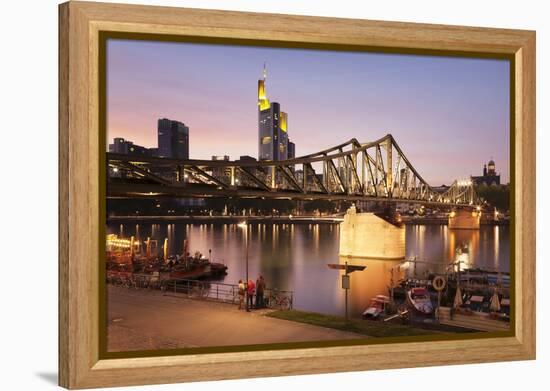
362,295,390,320
209,262,228,277
406,287,433,315
169,263,211,280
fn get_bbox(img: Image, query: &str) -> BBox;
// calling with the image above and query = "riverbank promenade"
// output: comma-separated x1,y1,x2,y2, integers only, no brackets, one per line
107,286,364,352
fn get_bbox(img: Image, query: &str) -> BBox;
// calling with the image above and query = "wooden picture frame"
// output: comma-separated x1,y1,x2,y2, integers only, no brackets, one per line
59,1,536,388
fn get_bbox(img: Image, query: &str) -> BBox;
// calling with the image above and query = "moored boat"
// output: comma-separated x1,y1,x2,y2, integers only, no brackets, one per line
362,295,390,320
106,234,230,281
209,262,228,277
169,263,211,280
406,287,433,315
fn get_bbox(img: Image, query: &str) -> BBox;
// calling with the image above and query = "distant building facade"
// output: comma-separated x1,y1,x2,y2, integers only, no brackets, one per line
288,141,295,159
109,118,190,159
108,137,152,157
236,155,259,187
212,155,230,161
238,155,257,162
295,169,304,184
294,169,323,190
157,118,189,159
258,64,295,161
211,155,231,185
471,159,501,186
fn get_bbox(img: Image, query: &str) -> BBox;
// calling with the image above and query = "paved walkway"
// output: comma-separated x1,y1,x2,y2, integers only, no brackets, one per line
107,286,364,352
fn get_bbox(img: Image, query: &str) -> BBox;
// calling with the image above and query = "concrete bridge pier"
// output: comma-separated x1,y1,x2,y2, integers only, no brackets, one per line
339,205,405,260
448,209,481,229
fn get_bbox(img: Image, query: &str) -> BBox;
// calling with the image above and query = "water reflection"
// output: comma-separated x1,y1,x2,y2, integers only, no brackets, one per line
107,222,509,318
406,225,508,275
336,256,405,318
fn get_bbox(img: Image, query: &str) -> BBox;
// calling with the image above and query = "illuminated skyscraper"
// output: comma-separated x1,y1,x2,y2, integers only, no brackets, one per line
258,64,289,161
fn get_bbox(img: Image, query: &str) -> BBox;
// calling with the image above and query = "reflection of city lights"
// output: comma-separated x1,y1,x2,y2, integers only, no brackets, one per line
237,221,247,229
457,252,470,271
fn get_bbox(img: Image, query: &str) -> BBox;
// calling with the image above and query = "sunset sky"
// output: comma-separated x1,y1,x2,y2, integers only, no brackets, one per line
107,39,510,185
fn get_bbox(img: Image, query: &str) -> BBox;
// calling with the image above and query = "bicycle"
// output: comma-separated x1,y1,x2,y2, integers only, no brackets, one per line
267,289,291,310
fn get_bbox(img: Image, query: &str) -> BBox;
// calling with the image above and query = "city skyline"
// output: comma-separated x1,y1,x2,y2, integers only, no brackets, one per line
107,39,510,185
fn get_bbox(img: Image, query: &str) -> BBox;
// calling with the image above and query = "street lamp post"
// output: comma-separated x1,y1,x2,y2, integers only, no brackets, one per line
344,261,349,320
327,262,366,321
238,221,250,312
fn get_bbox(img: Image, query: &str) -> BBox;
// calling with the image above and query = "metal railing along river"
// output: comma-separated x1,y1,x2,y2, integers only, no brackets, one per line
165,279,294,310
107,273,293,310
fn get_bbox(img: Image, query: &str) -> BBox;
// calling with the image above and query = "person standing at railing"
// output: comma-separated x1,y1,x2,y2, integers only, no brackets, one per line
247,279,255,309
238,280,245,310
256,275,265,308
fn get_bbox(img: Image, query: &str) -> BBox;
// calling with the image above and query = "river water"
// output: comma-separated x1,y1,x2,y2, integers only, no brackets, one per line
107,222,510,318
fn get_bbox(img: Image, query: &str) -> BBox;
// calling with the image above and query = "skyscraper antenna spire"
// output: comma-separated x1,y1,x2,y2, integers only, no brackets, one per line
263,62,267,81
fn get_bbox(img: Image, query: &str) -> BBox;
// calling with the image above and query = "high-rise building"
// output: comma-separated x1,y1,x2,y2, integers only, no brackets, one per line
287,141,296,172
258,64,290,161
288,141,295,159
157,118,189,159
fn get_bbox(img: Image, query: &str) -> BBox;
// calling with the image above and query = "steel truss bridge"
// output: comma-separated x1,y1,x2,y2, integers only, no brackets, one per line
108,134,479,208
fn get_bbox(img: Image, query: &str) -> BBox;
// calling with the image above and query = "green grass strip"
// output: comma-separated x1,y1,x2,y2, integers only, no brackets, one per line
267,310,438,338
